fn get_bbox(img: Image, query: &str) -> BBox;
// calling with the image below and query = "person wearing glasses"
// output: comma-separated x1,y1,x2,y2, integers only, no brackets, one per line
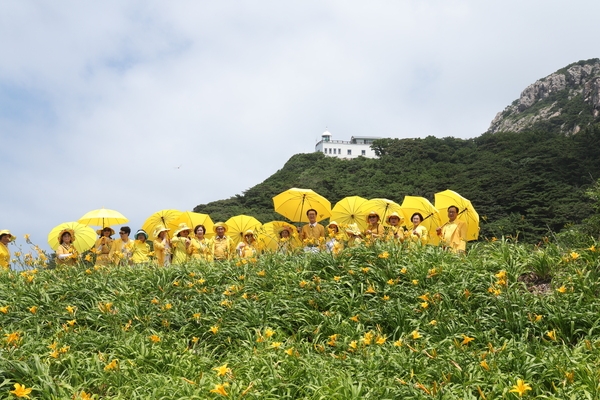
94,227,114,267
300,209,325,251
436,206,467,253
109,226,134,265
364,211,385,240
0,230,16,269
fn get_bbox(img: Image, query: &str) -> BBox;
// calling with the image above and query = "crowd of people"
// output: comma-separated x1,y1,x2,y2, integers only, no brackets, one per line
0,205,468,270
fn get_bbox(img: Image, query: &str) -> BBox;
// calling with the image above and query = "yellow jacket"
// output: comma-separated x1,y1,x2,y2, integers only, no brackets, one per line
211,235,235,261
365,223,385,239
407,225,428,245
189,237,211,261
153,238,171,266
0,242,10,269
440,220,467,253
171,237,190,265
94,237,113,266
109,238,134,265
56,244,78,266
300,224,325,244
131,240,151,264
386,226,405,242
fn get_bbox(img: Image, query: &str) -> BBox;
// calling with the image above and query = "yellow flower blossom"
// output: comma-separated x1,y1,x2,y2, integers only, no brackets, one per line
349,340,358,349
461,335,475,345
299,280,308,288
271,341,283,349
257,269,266,277
376,336,387,345
213,363,231,377
570,252,580,260
333,276,341,282
393,339,403,347
509,379,532,397
361,267,370,273
104,359,119,371
429,320,437,326
0,305,9,314
149,334,161,343
67,319,76,326
557,286,567,293
209,383,228,396
5,331,21,345
285,347,295,356
411,330,421,339
361,331,374,345
546,330,557,341
78,391,92,400
350,315,359,322
382,295,390,301
28,306,38,314
264,328,275,338
401,267,407,274
10,383,33,398
365,286,376,294
412,280,418,285
387,279,395,285
210,325,219,334
164,303,172,310
480,360,490,370
420,302,429,309
378,251,389,259
588,245,596,252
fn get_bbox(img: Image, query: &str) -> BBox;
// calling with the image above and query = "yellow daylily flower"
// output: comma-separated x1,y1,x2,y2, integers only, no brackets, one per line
213,363,231,377
10,383,33,398
209,383,228,396
509,379,532,397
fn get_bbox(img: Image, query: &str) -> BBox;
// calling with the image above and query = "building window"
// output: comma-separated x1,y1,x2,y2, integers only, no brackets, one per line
338,148,341,154
329,148,332,154
323,149,327,154
347,149,352,155
361,150,366,156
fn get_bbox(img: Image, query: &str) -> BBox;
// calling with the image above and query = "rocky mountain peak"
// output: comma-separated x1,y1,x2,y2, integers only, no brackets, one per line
487,59,600,134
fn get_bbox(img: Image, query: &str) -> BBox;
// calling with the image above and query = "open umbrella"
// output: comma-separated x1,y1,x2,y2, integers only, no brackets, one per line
48,222,97,253
400,196,442,245
330,196,370,231
225,215,262,245
364,198,403,225
273,188,331,223
434,189,480,241
78,207,129,228
142,209,183,239
172,211,215,239
256,221,299,252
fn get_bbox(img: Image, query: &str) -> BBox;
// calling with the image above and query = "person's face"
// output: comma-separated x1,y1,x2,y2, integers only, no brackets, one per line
329,225,338,233
180,230,190,237
368,215,379,224
196,227,205,237
137,233,146,242
102,229,111,237
281,230,290,238
245,234,254,243
216,226,225,237
62,233,72,244
389,217,399,226
307,211,317,223
447,208,458,222
119,230,129,239
0,235,10,245
158,231,166,240
412,215,422,225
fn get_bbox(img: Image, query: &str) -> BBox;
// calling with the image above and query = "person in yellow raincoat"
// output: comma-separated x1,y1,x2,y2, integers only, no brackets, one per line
171,223,192,265
153,225,171,266
407,213,428,245
94,227,114,267
109,226,134,265
300,209,325,249
131,229,151,264
189,224,211,262
385,212,405,242
364,211,385,240
210,222,235,261
56,229,78,266
325,221,344,254
236,229,259,258
436,206,467,253
277,226,296,255
345,223,364,248
0,230,16,269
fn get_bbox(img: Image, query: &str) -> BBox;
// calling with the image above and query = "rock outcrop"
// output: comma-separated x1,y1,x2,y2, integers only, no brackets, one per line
488,59,600,134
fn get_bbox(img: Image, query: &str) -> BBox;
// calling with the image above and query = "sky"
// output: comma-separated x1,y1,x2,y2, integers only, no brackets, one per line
1,0,599,253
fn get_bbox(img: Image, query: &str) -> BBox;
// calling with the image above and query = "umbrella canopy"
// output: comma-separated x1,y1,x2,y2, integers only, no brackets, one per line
364,198,403,225
142,209,183,240
172,211,215,239
78,208,129,228
256,221,298,252
273,188,331,223
330,196,370,232
400,196,443,245
434,189,480,241
48,221,97,253
225,215,262,245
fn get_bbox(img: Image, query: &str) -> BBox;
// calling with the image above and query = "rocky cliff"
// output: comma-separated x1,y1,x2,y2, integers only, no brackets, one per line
488,59,600,134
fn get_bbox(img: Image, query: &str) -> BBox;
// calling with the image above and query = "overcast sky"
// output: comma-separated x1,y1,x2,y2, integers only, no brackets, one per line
1,0,598,253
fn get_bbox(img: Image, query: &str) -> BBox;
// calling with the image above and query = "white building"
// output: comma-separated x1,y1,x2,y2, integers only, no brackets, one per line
315,130,380,159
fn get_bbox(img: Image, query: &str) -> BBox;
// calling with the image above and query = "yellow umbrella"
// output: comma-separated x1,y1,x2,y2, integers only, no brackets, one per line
434,189,480,241
364,198,403,225
400,196,442,246
273,188,331,223
77,207,129,228
142,209,183,239
48,221,97,253
330,196,370,231
225,215,262,245
173,211,215,239
256,221,299,252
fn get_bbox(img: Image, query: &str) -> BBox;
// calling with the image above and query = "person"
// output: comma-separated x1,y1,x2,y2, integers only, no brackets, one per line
189,224,211,261
436,206,467,253
131,229,151,264
345,223,364,247
93,227,114,267
277,225,296,255
385,212,405,242
109,226,134,265
364,211,385,239
56,229,78,266
236,229,259,258
300,209,325,251
325,221,344,254
0,230,16,270
210,222,235,261
153,225,171,266
171,223,192,265
407,212,428,245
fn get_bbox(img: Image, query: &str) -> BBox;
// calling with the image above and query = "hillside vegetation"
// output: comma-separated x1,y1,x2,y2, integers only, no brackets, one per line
195,124,600,243
2,239,600,398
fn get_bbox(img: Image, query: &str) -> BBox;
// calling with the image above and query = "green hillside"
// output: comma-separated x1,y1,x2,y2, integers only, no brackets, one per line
195,124,600,242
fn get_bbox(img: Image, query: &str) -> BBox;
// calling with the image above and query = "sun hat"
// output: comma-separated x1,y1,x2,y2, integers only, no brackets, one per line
386,212,404,224
153,225,170,238
135,229,149,240
213,222,228,233
173,223,192,237
58,228,76,243
328,221,339,229
365,211,380,222
0,230,16,242
96,227,115,236
345,223,362,236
